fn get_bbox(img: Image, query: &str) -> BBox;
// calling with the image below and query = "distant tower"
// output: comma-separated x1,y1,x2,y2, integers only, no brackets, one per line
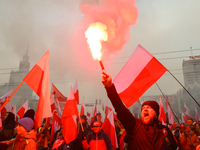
8,49,33,109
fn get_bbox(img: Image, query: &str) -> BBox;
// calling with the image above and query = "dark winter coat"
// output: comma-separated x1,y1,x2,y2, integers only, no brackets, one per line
105,84,177,150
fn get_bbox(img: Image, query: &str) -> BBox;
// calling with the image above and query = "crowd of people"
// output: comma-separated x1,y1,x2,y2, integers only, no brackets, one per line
0,72,200,150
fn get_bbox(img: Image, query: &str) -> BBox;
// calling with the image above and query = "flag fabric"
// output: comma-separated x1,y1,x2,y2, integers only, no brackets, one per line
50,112,62,145
195,107,199,123
86,109,91,117
181,112,187,123
0,112,2,130
102,110,118,150
80,96,85,116
87,108,93,126
0,90,13,118
113,44,167,107
166,101,175,128
184,103,191,120
119,130,126,150
61,87,79,144
73,79,79,104
159,96,167,123
55,98,62,118
12,104,18,122
50,83,67,113
23,50,52,129
17,100,28,119
105,100,112,115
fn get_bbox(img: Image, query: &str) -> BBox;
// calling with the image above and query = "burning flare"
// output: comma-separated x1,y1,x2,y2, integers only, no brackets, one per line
85,22,108,60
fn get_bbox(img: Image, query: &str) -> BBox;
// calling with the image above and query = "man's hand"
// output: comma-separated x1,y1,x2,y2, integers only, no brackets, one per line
102,72,112,88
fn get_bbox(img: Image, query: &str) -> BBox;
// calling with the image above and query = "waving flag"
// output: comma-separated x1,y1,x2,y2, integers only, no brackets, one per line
159,96,166,123
80,96,85,116
17,100,28,118
113,45,167,107
102,110,118,150
0,90,13,118
184,103,191,120
195,107,199,123
73,79,79,104
61,87,79,144
23,50,52,129
50,112,62,145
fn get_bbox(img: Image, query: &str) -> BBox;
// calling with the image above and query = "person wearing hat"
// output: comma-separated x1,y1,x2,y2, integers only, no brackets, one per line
102,72,177,150
180,124,200,149
82,121,113,150
5,117,37,150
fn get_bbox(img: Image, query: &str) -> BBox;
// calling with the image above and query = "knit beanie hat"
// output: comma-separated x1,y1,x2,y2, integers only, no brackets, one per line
142,101,159,118
18,117,34,132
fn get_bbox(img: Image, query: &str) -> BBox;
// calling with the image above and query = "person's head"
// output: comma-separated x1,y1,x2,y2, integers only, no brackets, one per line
185,124,191,132
23,109,35,121
80,115,87,124
196,123,200,129
187,118,193,126
180,123,185,132
3,112,15,122
175,122,180,128
141,101,159,125
91,121,102,134
16,117,34,136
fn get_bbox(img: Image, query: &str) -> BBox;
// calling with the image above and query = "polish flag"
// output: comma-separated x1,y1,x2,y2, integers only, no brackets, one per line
73,79,79,104
102,110,118,150
184,103,191,120
195,107,199,123
87,108,93,126
80,96,85,116
87,109,91,117
50,83,67,113
166,101,175,128
159,96,167,123
113,45,167,107
0,90,13,118
23,50,52,129
181,112,187,123
105,100,112,115
50,112,62,145
17,100,28,119
119,130,126,150
55,98,62,118
61,87,79,144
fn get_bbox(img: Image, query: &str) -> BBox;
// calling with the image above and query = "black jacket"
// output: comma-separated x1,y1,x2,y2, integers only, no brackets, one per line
105,84,177,150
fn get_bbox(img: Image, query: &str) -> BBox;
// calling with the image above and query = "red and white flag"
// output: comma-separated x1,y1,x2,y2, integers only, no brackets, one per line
166,101,175,128
181,112,187,123
0,112,2,130
102,110,118,150
73,79,79,104
87,108,93,126
17,100,28,119
113,45,167,107
50,83,67,113
0,90,13,118
158,96,166,123
87,109,91,117
184,103,191,120
61,87,79,144
50,112,62,145
12,104,18,122
105,100,112,115
23,50,52,129
195,107,199,123
55,98,62,118
80,96,85,116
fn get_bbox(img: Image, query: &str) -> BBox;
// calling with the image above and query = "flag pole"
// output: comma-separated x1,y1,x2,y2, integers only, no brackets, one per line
168,70,200,107
155,82,180,124
0,81,24,111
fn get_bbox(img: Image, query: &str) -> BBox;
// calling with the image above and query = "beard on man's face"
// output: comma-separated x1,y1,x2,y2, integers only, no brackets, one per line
141,110,157,125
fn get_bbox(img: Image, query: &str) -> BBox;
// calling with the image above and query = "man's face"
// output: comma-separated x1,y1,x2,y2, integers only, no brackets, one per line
16,124,27,135
186,126,191,132
141,105,157,124
92,126,101,134
3,113,9,121
187,120,193,126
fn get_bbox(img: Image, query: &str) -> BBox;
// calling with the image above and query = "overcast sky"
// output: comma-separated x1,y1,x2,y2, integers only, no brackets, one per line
0,0,200,111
